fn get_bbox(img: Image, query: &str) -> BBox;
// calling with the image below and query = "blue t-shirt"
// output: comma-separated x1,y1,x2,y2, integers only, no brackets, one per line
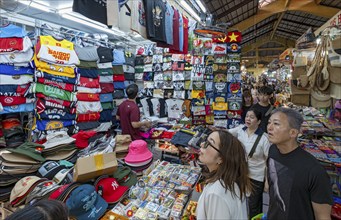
100,93,113,103
0,103,34,114
37,111,77,121
35,71,78,85
0,24,27,38
179,13,184,52
36,120,76,131
0,64,34,75
165,2,174,45
78,68,99,78
112,49,126,65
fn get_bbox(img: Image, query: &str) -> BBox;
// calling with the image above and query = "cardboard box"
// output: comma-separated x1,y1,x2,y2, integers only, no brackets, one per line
73,152,118,182
291,94,310,106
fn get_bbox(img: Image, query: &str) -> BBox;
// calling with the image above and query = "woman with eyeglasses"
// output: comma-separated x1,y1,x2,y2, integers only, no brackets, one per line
228,108,271,219
197,130,251,219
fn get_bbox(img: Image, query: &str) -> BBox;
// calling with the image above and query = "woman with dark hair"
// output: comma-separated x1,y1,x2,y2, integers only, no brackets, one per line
229,108,271,219
5,199,68,220
242,89,253,123
197,130,251,219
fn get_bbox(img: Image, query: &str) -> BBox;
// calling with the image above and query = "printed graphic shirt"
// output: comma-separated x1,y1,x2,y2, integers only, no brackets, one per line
31,83,77,102
37,78,76,92
0,96,34,106
131,0,147,39
165,99,183,119
0,36,32,53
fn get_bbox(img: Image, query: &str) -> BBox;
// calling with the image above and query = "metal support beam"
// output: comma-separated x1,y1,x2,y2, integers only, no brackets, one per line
270,0,290,40
242,17,278,36
231,0,339,32
281,18,320,28
242,35,295,54
277,28,303,37
242,29,273,46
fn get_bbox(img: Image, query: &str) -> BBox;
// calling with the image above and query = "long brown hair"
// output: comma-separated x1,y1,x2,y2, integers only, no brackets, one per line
205,130,251,199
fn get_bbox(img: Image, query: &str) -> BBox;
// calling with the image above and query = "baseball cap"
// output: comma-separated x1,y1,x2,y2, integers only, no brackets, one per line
25,180,60,203
72,130,97,149
95,177,129,204
124,140,152,164
38,161,66,180
66,184,108,220
53,168,73,185
49,183,71,200
6,142,45,162
43,131,76,149
10,176,45,204
112,166,137,187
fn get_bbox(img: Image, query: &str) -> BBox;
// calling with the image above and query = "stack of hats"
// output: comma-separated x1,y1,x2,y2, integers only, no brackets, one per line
42,131,78,162
114,134,132,159
124,140,153,173
66,184,108,219
10,176,47,207
94,176,129,204
1,114,26,148
25,179,60,203
48,182,81,202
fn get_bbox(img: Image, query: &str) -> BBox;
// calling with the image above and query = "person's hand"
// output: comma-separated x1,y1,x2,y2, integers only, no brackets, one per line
144,120,152,128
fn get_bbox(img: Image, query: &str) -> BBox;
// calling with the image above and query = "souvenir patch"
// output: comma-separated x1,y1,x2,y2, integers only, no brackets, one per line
184,62,192,71
228,119,242,129
206,115,214,124
213,64,227,73
154,47,164,55
204,55,214,66
153,63,162,72
227,73,242,82
205,66,213,75
191,98,205,106
152,55,163,63
228,100,242,110
227,43,241,53
172,61,185,71
191,90,205,99
227,63,240,73
214,55,228,64
153,89,164,98
163,81,174,89
213,102,228,111
228,54,241,62
212,43,227,54
214,82,227,93
205,91,214,105
172,71,185,81
192,81,205,90
173,90,185,99
214,93,227,103
227,110,242,119
227,82,242,96
214,73,227,83
173,81,185,90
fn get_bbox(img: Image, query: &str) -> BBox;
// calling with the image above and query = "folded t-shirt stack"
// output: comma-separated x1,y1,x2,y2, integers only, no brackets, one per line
31,35,80,140
0,24,35,115
112,49,126,125
75,45,103,131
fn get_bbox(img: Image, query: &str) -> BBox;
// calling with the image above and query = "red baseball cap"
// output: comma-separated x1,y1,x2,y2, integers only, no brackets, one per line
48,184,70,200
95,177,129,204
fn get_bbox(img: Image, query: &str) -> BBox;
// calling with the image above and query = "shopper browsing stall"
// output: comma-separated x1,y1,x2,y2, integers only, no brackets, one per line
117,84,152,140
267,108,333,220
229,108,271,219
252,86,274,132
197,130,251,219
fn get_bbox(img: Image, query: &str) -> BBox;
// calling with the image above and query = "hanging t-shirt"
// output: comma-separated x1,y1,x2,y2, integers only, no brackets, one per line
183,15,189,54
73,0,107,26
169,8,179,52
0,24,27,38
164,2,174,45
140,97,151,117
143,0,155,38
165,99,184,119
0,48,33,65
151,98,160,117
131,0,147,39
0,36,32,53
178,13,184,52
151,0,166,43
74,46,99,62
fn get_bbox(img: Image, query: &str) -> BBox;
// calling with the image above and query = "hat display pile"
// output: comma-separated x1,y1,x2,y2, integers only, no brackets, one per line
124,140,153,173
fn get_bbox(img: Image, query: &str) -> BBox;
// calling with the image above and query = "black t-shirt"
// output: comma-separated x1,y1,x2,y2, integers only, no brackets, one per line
267,145,333,220
251,103,272,132
152,0,166,43
73,0,107,25
143,0,155,39
97,47,113,63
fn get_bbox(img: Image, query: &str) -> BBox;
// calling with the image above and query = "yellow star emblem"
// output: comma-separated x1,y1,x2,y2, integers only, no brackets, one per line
231,44,238,51
228,32,239,42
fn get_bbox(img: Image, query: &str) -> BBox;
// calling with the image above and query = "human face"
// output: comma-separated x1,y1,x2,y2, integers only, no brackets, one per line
244,96,252,104
199,132,222,172
258,93,270,104
245,111,260,129
267,112,293,145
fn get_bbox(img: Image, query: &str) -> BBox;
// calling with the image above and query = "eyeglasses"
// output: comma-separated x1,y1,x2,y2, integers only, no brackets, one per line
202,140,222,155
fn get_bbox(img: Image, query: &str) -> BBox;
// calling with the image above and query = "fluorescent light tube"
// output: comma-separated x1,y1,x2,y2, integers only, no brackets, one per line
61,14,125,37
196,0,207,13
20,1,52,12
58,8,72,14
179,0,201,21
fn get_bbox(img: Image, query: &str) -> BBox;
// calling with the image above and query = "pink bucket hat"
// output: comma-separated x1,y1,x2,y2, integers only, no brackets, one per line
124,140,152,163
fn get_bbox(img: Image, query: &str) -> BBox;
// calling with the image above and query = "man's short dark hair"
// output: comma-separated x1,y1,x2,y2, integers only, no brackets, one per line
126,84,138,99
272,107,303,131
258,86,273,95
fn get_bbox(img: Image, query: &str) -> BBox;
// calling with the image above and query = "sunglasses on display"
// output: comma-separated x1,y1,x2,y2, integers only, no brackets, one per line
202,140,222,155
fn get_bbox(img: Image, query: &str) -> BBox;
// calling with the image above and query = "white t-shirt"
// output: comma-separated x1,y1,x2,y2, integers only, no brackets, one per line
38,45,80,66
165,99,184,119
0,74,33,85
0,48,33,65
151,98,160,117
77,87,101,94
140,97,150,117
131,0,147,39
197,180,248,220
77,101,103,114
119,0,132,33
228,125,271,182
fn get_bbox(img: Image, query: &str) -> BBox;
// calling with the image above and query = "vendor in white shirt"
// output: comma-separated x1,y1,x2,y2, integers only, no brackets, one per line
228,108,271,219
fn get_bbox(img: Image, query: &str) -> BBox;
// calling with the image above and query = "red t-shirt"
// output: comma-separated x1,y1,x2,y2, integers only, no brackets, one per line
117,100,141,140
183,15,189,55
100,83,114,93
35,93,75,108
76,93,100,102
78,76,100,88
113,75,125,82
0,96,28,106
0,37,23,52
169,8,180,52
77,112,100,122
37,78,76,92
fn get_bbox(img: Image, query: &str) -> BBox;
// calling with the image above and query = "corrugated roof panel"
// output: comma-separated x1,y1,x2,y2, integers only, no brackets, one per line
321,0,341,8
